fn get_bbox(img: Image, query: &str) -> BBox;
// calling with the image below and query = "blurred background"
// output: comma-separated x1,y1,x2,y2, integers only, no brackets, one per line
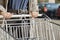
37,0,60,19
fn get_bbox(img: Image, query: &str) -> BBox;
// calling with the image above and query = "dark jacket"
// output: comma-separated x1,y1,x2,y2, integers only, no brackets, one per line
56,6,60,17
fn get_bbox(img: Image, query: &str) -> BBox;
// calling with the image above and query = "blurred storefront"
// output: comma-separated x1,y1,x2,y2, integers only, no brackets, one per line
38,0,55,3
55,0,60,3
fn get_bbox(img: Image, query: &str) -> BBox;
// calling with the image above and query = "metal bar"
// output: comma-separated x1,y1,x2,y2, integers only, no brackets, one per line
0,14,60,40
0,14,43,18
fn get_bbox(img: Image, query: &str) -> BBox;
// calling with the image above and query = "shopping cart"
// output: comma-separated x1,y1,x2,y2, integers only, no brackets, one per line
0,14,60,40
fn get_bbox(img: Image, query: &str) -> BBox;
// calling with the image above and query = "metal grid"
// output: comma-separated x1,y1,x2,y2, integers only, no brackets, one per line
0,15,60,40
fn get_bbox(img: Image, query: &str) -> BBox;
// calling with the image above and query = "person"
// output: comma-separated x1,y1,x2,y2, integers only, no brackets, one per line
43,5,47,13
0,0,39,39
56,6,60,18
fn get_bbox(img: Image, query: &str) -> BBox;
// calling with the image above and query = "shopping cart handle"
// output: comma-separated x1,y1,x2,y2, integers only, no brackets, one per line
0,14,43,18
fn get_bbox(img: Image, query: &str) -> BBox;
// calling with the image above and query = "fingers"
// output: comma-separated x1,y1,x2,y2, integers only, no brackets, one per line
1,12,12,18
1,11,38,18
5,13,12,18
5,12,12,18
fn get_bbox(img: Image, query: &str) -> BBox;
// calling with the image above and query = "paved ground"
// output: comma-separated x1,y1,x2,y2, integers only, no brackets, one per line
51,19,60,24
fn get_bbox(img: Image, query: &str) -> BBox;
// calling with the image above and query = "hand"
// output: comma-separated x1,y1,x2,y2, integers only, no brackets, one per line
1,12,12,18
30,12,38,18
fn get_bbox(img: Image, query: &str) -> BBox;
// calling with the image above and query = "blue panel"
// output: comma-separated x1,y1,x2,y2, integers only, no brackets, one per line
22,0,28,10
8,0,12,9
8,0,29,10
15,0,22,10
20,0,25,9
12,0,16,9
